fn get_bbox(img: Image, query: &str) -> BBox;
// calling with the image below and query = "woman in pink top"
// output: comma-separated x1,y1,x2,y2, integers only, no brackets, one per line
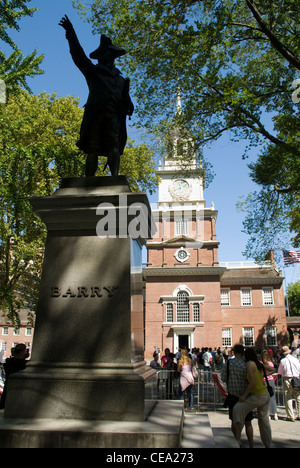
261,349,278,420
161,348,170,368
178,349,194,410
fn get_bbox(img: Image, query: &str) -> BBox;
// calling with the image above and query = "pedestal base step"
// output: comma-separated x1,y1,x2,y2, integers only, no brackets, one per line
0,401,184,448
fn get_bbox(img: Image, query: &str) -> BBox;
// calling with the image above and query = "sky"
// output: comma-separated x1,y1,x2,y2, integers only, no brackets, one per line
3,0,299,288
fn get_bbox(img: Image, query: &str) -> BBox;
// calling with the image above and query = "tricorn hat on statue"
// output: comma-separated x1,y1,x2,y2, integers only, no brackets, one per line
90,34,126,60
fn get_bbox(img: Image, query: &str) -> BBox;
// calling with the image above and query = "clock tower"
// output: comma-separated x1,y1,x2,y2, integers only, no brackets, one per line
147,123,220,269
143,96,287,360
143,109,225,358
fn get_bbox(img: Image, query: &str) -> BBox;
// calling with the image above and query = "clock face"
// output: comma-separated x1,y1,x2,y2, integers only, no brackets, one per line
169,179,191,200
174,179,189,194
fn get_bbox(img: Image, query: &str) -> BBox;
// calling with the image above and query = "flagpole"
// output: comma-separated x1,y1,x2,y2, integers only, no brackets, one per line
281,249,291,317
283,267,290,317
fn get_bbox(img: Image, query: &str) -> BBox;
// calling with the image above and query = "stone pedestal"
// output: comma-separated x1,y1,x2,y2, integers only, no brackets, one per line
4,177,156,422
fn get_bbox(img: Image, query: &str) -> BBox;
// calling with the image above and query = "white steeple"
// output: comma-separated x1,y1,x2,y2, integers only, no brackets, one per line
156,93,205,207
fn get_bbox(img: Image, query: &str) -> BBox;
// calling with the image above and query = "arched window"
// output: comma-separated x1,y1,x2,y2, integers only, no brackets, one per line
177,291,189,322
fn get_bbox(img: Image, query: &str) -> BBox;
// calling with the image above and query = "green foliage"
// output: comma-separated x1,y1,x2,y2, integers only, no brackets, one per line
73,0,299,149
245,108,300,250
0,91,84,324
118,140,159,194
0,48,44,94
0,0,44,95
0,0,36,49
237,189,292,263
287,280,300,316
73,0,300,258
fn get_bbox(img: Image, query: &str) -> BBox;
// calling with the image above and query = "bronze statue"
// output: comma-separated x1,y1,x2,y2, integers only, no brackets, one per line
59,15,134,177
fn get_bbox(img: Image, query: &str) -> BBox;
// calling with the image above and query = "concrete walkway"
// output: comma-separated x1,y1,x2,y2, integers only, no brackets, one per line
181,407,300,448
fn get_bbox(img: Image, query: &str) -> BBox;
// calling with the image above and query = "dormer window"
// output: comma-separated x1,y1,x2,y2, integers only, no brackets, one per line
176,219,188,236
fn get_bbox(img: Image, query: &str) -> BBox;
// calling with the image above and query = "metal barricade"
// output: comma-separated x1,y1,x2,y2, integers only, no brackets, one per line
195,369,225,411
150,368,223,410
149,369,287,412
273,373,285,408
156,370,180,399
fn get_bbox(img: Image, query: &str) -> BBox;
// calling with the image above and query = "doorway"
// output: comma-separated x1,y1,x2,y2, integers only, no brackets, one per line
178,335,189,349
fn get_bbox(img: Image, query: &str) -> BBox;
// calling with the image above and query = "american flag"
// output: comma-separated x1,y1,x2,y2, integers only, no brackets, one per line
282,250,300,265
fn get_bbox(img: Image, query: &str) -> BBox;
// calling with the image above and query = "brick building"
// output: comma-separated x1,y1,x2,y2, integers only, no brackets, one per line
0,310,34,362
143,120,287,360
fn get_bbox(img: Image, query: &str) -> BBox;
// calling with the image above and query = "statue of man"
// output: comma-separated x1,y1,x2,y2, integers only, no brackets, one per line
59,15,134,177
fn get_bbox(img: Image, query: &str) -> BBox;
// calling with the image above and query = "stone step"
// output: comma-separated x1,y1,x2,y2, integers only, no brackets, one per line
0,401,184,448
181,413,216,448
181,413,240,449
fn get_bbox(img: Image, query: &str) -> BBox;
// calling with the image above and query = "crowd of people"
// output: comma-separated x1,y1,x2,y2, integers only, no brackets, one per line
1,340,299,448
150,343,300,448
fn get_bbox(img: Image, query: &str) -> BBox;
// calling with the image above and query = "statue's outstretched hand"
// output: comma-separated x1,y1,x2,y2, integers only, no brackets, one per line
59,15,74,33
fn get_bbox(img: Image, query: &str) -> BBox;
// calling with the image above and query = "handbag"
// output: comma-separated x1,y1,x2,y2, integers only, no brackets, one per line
192,365,199,379
291,377,300,388
288,359,300,388
263,367,274,397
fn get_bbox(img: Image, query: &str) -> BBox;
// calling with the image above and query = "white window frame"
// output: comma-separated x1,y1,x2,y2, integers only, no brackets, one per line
262,287,274,306
221,288,230,306
0,342,7,352
25,327,32,337
243,327,255,347
176,291,190,323
166,303,174,323
175,219,188,236
222,328,232,347
2,327,8,336
192,303,200,322
265,327,277,346
241,288,252,306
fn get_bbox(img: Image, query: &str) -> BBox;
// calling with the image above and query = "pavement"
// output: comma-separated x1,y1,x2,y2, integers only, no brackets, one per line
181,406,300,449
0,404,299,449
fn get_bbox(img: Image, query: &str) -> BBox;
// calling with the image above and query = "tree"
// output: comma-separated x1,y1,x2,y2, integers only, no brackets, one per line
74,0,300,258
240,110,300,261
0,90,158,325
287,280,300,316
0,0,44,95
0,0,36,48
116,139,159,194
0,91,82,326
0,48,44,96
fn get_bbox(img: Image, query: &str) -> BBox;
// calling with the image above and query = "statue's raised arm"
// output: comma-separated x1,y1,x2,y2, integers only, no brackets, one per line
59,15,91,73
58,15,74,35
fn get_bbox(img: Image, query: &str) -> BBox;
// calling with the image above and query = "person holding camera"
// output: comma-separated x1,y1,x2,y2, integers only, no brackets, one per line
278,346,300,422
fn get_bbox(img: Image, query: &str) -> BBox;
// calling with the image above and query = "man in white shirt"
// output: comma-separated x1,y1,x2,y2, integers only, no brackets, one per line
278,346,300,421
202,348,213,382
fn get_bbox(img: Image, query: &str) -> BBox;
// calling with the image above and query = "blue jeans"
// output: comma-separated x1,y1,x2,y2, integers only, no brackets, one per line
204,366,211,381
179,385,194,409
